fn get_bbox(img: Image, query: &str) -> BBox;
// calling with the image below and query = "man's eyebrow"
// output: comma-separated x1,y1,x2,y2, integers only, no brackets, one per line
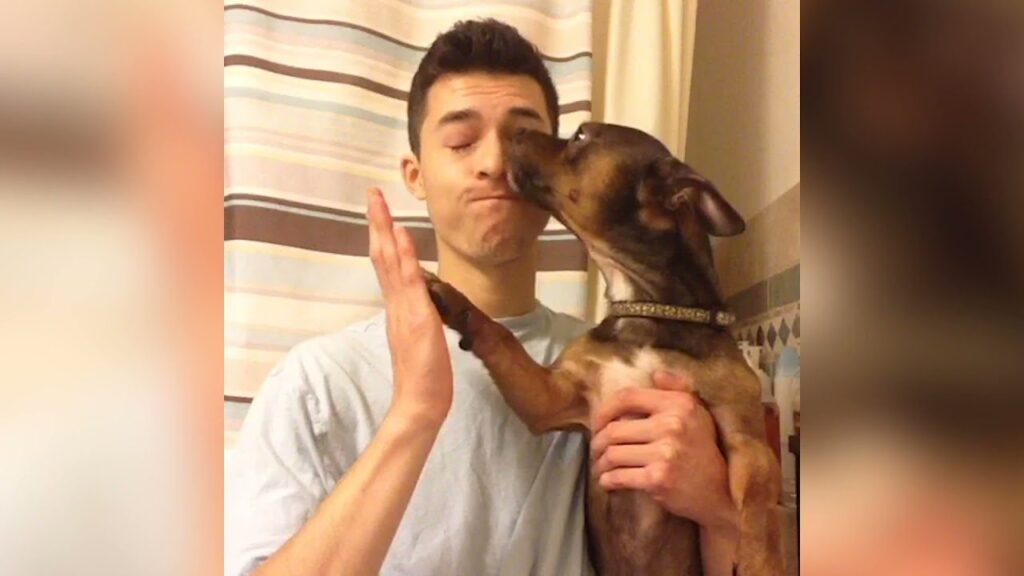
434,106,546,130
435,108,482,129
506,107,545,123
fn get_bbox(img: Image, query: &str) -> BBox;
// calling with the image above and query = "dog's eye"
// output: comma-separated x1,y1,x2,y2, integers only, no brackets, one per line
570,127,588,144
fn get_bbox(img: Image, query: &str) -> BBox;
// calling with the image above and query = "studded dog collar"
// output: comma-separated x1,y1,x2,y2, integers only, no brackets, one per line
607,301,736,327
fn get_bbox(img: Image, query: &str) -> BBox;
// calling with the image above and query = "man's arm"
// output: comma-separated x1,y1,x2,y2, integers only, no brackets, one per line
252,189,454,576
253,409,443,576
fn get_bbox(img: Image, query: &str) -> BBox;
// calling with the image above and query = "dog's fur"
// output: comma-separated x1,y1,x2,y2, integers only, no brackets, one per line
424,122,782,575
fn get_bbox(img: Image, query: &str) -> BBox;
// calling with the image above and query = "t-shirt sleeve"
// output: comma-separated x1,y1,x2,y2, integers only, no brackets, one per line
224,349,335,576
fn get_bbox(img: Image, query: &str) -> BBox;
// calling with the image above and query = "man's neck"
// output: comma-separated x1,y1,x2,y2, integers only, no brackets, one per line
436,245,539,319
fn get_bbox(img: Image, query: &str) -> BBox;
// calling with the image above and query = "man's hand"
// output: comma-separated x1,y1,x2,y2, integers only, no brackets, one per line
590,371,737,533
367,188,453,427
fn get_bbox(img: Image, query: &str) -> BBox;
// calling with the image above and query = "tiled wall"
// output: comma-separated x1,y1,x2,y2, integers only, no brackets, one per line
731,298,800,373
715,183,800,374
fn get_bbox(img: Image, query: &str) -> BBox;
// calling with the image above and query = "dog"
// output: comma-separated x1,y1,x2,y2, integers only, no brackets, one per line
423,121,782,575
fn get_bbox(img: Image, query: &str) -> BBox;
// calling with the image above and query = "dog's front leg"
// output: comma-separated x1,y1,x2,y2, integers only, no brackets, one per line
423,271,588,433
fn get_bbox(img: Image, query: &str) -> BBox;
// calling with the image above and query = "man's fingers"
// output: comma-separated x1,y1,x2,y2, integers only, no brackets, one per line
598,467,651,492
651,370,695,392
591,388,681,432
589,418,660,458
592,443,666,476
367,188,399,290
393,225,423,286
367,200,387,295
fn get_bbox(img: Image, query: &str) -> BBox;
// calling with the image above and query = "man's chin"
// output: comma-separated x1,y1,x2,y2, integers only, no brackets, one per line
461,230,540,267
473,238,534,266
436,214,547,268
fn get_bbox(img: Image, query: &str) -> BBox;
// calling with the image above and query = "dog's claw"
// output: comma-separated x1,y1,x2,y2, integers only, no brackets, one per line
420,268,475,350
423,269,450,317
428,288,449,317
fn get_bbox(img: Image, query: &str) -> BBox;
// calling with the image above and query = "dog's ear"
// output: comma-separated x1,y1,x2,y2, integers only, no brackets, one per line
648,157,745,237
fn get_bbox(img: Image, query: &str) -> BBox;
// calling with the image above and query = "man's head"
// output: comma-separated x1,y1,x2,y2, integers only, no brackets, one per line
402,19,559,269
407,19,559,158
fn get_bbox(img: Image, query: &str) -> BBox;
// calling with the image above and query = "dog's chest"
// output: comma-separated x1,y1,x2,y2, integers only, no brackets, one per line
579,347,705,576
583,347,692,407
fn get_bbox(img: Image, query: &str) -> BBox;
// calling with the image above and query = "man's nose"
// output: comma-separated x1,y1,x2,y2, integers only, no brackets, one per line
475,131,505,180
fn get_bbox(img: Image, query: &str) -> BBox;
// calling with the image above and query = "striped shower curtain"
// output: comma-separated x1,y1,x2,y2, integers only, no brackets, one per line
224,0,594,444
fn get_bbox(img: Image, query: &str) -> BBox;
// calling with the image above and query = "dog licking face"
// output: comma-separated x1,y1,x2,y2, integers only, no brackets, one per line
501,121,746,305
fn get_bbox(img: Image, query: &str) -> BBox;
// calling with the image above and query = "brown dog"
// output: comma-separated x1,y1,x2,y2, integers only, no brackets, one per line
423,122,782,575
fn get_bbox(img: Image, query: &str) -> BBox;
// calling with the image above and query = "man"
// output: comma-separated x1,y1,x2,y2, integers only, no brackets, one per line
225,19,738,576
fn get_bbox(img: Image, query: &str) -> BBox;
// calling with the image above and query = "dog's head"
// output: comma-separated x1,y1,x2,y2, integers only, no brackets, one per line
501,121,745,303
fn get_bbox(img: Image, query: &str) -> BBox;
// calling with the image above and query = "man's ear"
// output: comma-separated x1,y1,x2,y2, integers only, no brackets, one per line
649,157,745,237
401,154,426,201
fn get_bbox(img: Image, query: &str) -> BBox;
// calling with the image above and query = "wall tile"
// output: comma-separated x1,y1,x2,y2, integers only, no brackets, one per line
714,182,800,298
769,264,800,308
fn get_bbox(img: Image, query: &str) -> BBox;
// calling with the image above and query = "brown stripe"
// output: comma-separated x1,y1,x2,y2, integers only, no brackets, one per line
224,395,254,404
225,204,587,271
224,193,577,238
224,3,594,63
227,54,593,115
537,237,588,272
225,192,431,224
226,54,409,100
559,100,591,114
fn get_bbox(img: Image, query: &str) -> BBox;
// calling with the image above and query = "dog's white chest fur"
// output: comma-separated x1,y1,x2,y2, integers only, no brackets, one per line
587,347,679,406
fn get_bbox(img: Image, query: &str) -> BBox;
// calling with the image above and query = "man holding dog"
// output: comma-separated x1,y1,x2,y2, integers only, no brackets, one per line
226,19,738,576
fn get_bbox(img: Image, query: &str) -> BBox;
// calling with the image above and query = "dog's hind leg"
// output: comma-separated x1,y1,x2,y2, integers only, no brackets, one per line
699,367,785,576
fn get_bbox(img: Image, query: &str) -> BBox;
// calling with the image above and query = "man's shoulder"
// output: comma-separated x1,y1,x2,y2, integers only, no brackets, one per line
284,311,387,364
247,312,390,433
542,306,594,342
262,312,388,395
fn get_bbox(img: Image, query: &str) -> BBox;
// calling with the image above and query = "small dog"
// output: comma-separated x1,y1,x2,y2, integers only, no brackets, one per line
424,122,782,575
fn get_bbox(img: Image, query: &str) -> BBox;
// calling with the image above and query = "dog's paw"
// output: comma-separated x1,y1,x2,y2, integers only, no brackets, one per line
422,269,475,350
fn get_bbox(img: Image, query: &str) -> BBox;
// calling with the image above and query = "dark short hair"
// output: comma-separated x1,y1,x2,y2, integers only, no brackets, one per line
407,19,560,157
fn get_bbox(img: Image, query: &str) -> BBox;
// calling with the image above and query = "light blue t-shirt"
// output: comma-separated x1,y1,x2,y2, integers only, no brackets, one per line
225,303,595,576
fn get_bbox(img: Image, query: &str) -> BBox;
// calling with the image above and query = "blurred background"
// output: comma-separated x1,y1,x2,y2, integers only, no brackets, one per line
803,1,1024,575
0,1,222,575
1,0,1021,575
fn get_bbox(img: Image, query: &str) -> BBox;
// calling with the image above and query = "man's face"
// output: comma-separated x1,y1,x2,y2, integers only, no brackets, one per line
404,72,553,268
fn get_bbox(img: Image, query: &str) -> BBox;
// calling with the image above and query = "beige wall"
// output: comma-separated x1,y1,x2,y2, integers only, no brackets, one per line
686,1,800,303
685,0,800,220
